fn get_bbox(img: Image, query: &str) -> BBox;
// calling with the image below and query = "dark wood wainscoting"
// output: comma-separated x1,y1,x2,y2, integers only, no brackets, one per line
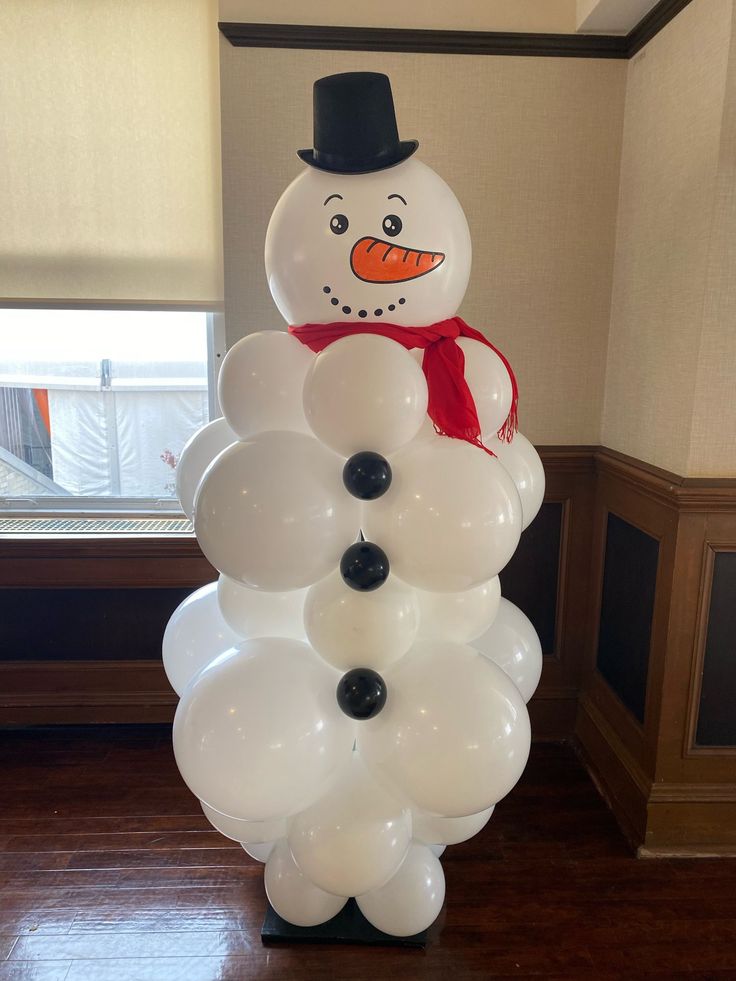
0,540,214,724
511,447,596,740
575,449,736,856
2,446,735,855
0,448,594,737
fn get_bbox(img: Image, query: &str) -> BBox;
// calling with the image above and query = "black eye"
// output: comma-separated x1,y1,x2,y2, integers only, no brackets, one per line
330,214,349,235
382,214,402,237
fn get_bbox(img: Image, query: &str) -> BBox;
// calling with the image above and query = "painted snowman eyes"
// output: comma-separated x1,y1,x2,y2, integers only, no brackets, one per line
330,214,349,235
382,214,402,237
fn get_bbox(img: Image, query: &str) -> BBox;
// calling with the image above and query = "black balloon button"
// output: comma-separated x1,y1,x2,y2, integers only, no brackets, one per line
342,451,392,500
336,668,387,720
340,541,389,591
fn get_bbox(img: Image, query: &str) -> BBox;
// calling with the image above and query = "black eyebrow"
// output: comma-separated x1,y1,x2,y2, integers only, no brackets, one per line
323,193,344,206
388,193,407,206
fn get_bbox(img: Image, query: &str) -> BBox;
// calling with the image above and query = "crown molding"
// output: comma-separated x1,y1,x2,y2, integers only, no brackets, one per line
218,22,627,58
627,0,695,57
219,0,694,59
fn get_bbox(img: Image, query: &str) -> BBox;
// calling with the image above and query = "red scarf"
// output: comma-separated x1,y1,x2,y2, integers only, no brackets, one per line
289,316,518,454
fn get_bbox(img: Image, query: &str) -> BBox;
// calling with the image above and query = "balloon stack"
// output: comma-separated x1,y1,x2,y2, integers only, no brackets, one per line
163,72,545,940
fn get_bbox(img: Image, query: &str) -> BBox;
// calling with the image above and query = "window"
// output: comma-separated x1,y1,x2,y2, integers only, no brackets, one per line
0,308,223,515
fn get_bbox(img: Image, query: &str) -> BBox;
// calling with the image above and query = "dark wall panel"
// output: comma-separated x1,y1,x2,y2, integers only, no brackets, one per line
596,513,659,723
696,551,736,746
500,501,562,655
0,588,193,660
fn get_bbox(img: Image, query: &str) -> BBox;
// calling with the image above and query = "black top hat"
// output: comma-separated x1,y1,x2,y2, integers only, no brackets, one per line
298,72,419,174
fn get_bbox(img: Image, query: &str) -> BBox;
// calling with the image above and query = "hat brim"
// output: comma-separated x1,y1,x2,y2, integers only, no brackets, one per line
296,140,419,175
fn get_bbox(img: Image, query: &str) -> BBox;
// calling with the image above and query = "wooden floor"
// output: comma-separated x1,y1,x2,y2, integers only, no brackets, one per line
1,729,735,981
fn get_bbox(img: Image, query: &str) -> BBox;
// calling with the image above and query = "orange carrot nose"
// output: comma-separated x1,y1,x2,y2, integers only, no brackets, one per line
350,236,445,284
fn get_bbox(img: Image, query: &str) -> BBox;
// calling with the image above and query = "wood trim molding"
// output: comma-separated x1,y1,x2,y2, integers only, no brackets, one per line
218,0,696,59
595,448,736,512
648,781,736,804
627,0,695,56
0,536,215,588
218,22,628,58
577,692,736,856
685,542,719,756
575,694,650,849
685,542,736,757
0,661,177,725
0,660,580,735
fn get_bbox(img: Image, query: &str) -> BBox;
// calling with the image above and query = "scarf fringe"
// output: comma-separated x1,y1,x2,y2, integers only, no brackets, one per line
475,335,519,444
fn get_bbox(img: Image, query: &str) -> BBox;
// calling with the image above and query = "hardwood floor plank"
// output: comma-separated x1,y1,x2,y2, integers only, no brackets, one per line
0,885,258,912
3,865,260,890
1,831,230,854
0,912,75,936
1,726,734,980
0,964,72,981
64,956,265,981
10,930,254,961
69,909,251,933
0,817,206,837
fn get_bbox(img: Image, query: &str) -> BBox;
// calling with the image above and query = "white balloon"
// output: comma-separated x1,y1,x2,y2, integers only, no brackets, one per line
265,158,472,329
217,575,307,640
428,844,446,857
162,583,241,697
458,337,513,440
265,839,348,927
361,641,530,817
173,638,354,821
489,431,545,530
304,570,419,672
201,802,286,845
416,576,501,644
175,418,237,520
363,437,523,591
194,431,360,590
357,843,445,937
413,806,494,846
302,334,428,457
242,841,275,863
218,330,313,439
473,597,543,703
289,754,411,897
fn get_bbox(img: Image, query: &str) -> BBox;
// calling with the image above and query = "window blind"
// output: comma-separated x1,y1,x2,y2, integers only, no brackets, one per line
0,0,223,308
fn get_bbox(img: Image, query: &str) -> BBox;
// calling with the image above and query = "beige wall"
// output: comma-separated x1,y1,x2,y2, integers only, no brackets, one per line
688,1,736,476
220,43,625,445
219,0,578,33
601,0,734,475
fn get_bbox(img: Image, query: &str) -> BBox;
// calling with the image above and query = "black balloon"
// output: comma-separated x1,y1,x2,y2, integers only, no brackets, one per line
340,541,389,591
342,451,392,500
336,668,387,720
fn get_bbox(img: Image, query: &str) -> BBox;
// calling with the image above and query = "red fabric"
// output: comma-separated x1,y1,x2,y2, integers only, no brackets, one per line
289,316,518,454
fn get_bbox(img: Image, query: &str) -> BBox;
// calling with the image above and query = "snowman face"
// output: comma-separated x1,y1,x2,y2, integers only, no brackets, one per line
265,158,471,327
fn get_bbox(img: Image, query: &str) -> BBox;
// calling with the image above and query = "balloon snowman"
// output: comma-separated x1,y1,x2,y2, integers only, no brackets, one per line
164,72,545,937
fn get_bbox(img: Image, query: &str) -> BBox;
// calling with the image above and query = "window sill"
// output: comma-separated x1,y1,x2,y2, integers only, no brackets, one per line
0,515,192,536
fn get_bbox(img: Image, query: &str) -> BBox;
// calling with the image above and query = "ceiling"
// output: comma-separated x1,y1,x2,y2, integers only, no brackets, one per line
217,0,663,36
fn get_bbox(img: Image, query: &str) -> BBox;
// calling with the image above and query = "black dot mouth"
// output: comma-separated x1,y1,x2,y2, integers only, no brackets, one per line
323,286,405,318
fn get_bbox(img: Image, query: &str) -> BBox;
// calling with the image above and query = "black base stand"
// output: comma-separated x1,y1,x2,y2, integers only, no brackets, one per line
261,898,428,949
